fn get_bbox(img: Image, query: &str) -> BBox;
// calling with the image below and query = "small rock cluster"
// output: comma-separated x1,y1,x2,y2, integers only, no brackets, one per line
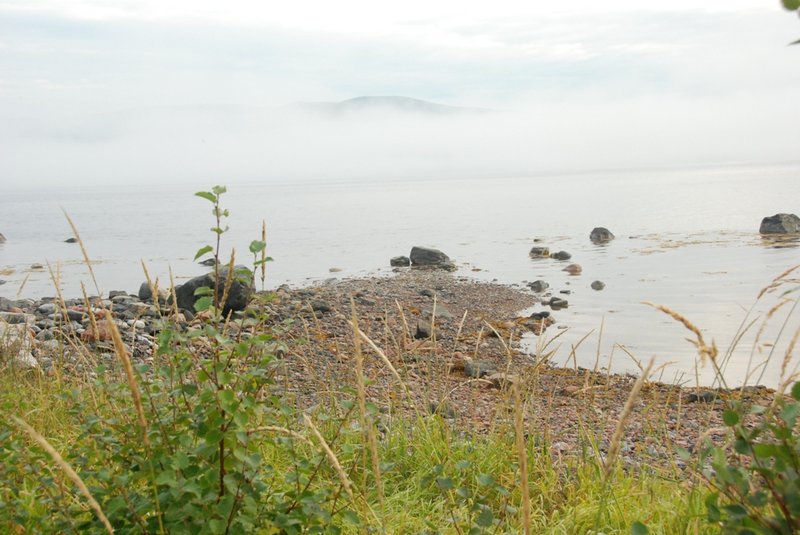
0,267,256,374
390,246,456,272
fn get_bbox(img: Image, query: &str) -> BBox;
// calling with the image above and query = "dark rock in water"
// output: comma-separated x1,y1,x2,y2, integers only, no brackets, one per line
551,250,571,260
529,246,550,258
64,237,78,243
548,297,569,310
559,290,571,295
562,264,582,275
760,213,800,234
0,280,5,286
175,265,254,314
390,255,411,267
31,264,44,270
0,232,5,243
464,359,497,378
529,310,550,320
527,280,549,293
199,258,217,267
409,246,455,271
108,290,128,299
591,280,606,291
590,227,615,243
415,319,432,339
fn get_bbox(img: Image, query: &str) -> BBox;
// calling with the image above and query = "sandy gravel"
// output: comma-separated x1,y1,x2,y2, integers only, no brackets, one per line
256,269,776,469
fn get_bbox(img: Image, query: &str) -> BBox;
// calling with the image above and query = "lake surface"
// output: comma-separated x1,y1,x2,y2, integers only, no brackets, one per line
2,163,799,387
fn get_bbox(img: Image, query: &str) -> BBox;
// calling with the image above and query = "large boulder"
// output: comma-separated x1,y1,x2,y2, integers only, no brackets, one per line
175,265,254,314
0,233,6,243
590,227,615,243
409,246,456,271
760,213,800,234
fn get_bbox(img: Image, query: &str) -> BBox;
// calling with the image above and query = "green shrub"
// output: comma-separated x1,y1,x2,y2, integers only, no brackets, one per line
700,382,800,534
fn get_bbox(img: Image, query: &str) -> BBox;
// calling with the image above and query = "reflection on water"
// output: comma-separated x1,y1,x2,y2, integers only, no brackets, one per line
1,163,799,386
760,235,800,249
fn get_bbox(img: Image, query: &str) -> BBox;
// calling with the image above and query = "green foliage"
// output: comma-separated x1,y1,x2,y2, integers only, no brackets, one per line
782,0,800,45
700,384,800,533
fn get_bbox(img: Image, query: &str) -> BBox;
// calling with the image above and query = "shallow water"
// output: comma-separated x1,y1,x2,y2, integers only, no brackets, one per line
1,163,799,386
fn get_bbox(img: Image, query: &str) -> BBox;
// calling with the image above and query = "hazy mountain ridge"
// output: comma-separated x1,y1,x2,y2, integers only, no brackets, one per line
293,96,492,116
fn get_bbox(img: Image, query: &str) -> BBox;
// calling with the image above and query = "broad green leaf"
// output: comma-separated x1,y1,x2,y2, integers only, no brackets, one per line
194,244,213,260
781,402,800,427
436,477,455,490
476,507,494,528
791,381,800,401
783,0,800,11
341,510,360,525
723,409,740,426
455,459,471,471
212,185,227,195
194,296,213,312
194,286,213,296
195,191,216,202
477,473,495,487
631,521,649,535
249,240,266,254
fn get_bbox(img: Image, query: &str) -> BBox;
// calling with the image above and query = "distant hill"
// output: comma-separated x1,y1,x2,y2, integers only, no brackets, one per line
293,96,491,116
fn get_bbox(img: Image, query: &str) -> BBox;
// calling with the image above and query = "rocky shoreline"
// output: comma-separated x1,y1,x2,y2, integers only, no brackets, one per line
1,265,778,470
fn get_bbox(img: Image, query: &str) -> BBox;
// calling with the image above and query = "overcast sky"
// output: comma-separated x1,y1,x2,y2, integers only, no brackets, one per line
1,0,798,188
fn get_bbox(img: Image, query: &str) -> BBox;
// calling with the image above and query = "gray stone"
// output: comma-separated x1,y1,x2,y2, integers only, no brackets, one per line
551,250,572,260
415,319,432,339
138,281,154,301
760,213,800,234
311,300,332,314
66,310,85,322
527,280,549,293
0,312,35,325
590,227,615,243
0,232,5,243
64,237,78,243
591,280,606,291
529,246,550,258
390,256,411,267
548,297,569,310
108,290,128,299
423,305,453,320
37,303,57,315
486,372,519,389
12,351,38,369
174,265,255,314
409,246,454,271
686,391,717,403
36,329,55,341
464,359,497,378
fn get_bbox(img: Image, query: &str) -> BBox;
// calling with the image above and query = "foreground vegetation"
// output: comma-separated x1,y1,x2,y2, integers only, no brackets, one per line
1,187,798,533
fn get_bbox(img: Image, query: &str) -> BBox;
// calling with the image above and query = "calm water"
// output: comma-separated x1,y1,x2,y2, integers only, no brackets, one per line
2,163,799,386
